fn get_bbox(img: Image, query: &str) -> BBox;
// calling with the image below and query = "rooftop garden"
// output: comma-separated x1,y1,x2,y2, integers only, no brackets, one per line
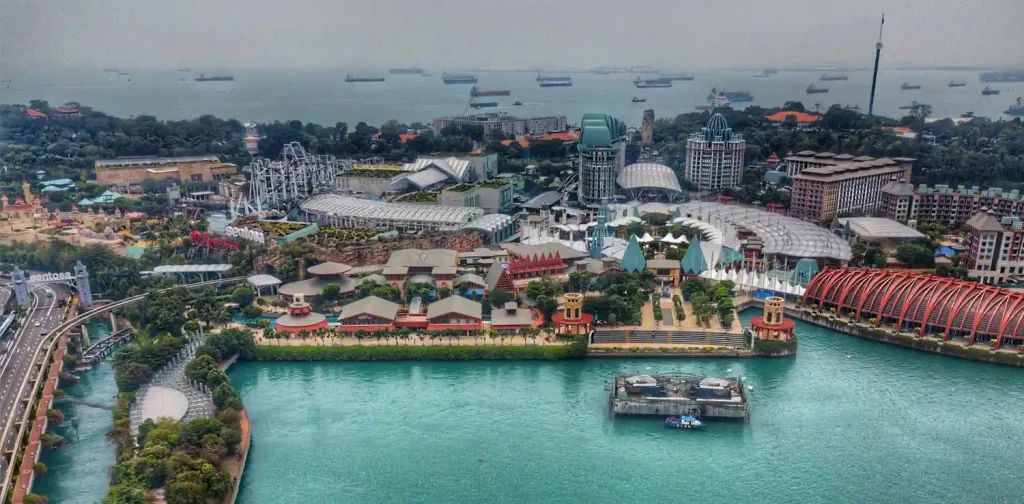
394,191,438,203
338,170,396,179
445,184,475,193
477,180,510,189
258,220,312,237
303,227,380,246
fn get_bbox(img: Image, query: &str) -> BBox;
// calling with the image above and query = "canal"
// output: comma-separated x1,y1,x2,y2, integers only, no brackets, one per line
30,313,1024,503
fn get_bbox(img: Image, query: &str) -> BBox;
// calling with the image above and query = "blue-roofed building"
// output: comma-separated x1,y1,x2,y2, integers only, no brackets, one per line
577,113,626,206
619,235,646,273
78,190,124,206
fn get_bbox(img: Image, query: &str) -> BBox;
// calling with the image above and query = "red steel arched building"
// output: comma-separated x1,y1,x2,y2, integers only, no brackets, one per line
803,268,1024,349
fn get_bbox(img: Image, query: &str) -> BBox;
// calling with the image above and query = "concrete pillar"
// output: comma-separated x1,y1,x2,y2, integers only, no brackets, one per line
81,323,91,347
109,312,118,332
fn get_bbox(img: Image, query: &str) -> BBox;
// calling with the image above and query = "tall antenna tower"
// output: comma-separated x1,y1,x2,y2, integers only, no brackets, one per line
868,14,885,118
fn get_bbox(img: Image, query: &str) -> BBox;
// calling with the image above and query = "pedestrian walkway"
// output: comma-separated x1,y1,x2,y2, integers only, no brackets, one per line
129,337,215,437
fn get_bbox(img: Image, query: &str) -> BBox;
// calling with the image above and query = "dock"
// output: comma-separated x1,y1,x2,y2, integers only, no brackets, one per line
609,373,749,420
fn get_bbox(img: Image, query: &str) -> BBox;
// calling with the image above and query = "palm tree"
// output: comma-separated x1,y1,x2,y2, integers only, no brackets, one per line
355,330,366,346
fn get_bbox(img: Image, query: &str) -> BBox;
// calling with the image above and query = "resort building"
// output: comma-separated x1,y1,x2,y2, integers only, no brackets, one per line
453,273,488,297
301,194,484,232
484,261,518,294
784,151,867,178
94,155,238,185
335,296,401,333
334,163,404,196
803,268,1024,349
425,295,483,332
963,210,1024,284
684,113,745,191
490,302,541,332
836,217,926,250
789,156,915,223
577,113,626,206
881,182,1024,225
617,163,683,202
383,249,460,295
431,113,568,137
439,181,514,214
277,261,359,300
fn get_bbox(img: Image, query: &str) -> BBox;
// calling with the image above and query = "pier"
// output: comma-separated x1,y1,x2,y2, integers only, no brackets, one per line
610,373,749,420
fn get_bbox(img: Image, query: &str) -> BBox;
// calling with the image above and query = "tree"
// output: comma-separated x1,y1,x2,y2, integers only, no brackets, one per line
230,286,255,307
487,289,514,307
200,434,228,463
895,243,935,268
535,295,560,325
851,241,867,266
321,283,342,303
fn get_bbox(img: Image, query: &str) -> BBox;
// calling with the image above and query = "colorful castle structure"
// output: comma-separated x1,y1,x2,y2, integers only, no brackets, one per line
550,293,593,335
749,296,794,340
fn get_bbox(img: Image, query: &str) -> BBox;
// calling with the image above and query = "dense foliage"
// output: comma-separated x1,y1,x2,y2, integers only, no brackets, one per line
251,336,588,361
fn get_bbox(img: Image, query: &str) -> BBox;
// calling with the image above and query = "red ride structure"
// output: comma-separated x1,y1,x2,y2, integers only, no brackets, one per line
803,267,1024,349
190,230,239,251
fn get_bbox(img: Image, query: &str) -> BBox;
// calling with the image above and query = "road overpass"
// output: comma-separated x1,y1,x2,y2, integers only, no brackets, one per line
0,276,244,502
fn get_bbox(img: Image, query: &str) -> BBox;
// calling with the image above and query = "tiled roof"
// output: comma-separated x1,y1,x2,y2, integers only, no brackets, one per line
427,295,482,320
765,111,821,123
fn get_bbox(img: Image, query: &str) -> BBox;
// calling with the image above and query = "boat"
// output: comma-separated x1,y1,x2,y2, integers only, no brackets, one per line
711,91,753,102
536,74,571,82
469,101,499,109
820,73,849,81
806,84,829,94
593,69,611,75
982,86,1001,95
634,77,672,88
195,74,234,82
961,111,975,118
1006,98,1024,117
539,78,572,87
664,415,703,430
948,80,967,87
389,67,424,75
901,82,921,90
443,73,477,84
344,74,384,83
631,97,646,103
980,70,1024,83
898,101,929,110
696,89,730,110
661,74,694,81
512,101,522,106
753,73,771,78
177,68,192,72
470,87,511,97
117,72,130,76
763,68,779,75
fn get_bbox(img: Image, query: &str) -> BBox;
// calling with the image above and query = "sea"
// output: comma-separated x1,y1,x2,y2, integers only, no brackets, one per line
2,68,1020,128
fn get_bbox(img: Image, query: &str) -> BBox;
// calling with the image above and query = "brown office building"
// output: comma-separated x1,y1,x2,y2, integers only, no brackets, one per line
95,155,238,185
881,182,1024,225
789,155,914,223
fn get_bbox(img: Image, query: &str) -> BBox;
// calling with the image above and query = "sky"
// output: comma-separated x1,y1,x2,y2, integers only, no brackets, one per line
2,0,1022,71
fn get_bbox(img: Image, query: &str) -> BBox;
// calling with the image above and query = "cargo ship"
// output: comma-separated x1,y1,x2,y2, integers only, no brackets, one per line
980,70,1024,83
177,68,192,72
661,74,695,81
470,101,499,109
695,89,730,110
806,83,829,94
344,75,384,83
982,86,1001,95
470,87,511,97
443,73,478,84
710,91,753,102
947,80,967,87
536,75,571,82
195,74,235,82
898,101,929,110
539,78,572,87
634,77,672,88
820,73,849,81
901,82,921,90
1005,98,1024,116
389,67,424,75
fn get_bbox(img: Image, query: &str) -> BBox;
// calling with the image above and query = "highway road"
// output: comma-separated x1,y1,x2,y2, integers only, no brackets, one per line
0,283,67,477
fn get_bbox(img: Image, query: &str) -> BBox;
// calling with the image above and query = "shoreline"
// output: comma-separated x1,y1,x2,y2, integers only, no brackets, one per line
219,355,251,504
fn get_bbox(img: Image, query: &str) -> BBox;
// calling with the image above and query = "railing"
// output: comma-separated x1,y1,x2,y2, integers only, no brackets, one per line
0,276,244,502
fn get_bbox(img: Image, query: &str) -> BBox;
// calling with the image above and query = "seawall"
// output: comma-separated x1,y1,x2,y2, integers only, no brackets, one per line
220,355,251,504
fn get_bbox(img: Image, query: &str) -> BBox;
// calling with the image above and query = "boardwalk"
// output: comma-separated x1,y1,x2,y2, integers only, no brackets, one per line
129,337,214,437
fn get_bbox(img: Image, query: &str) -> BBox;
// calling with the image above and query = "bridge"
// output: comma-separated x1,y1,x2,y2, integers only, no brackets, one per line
76,328,136,370
0,276,245,503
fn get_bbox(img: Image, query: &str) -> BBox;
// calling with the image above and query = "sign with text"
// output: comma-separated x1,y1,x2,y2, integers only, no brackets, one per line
225,226,266,245
28,272,75,283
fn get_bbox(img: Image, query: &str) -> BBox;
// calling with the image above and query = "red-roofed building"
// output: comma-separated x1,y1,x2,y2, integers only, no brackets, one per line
766,153,780,165
765,111,821,123
399,133,418,143
507,252,565,280
536,131,579,142
501,139,530,148
26,109,47,119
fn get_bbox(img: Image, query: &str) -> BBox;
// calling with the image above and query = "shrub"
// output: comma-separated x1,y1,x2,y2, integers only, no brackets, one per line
33,462,47,475
251,337,588,361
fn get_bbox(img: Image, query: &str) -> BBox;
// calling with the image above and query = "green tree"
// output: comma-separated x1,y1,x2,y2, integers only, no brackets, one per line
230,286,255,307
487,289,514,307
895,243,935,268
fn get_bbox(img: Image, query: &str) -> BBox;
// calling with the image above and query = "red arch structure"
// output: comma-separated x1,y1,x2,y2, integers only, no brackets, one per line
803,268,1024,349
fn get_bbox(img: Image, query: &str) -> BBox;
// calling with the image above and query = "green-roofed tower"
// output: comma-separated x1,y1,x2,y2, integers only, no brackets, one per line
680,236,707,275
577,113,626,206
619,234,647,273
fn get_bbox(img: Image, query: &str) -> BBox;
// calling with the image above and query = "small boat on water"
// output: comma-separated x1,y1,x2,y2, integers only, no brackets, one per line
898,101,929,110
631,96,646,103
901,82,921,90
470,101,499,109
948,80,967,87
512,101,522,106
982,86,1001,95
806,84,829,94
665,415,703,430
195,74,234,82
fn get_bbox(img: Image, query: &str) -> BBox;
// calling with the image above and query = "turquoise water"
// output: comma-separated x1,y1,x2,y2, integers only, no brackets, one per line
228,312,1024,504
34,321,118,504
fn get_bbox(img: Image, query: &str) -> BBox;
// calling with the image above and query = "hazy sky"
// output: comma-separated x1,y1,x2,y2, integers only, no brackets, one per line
2,0,1022,70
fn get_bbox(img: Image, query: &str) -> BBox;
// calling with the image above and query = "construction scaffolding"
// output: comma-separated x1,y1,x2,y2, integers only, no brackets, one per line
248,142,338,211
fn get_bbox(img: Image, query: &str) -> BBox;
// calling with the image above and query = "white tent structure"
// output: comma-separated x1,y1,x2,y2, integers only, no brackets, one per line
638,232,655,243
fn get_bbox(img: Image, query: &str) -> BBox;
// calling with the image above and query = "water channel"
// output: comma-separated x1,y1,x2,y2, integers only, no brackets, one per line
30,313,1024,503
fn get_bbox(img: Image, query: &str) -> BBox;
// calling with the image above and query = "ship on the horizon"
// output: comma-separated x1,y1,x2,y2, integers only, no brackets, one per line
631,96,647,103
763,68,779,75
389,67,425,75
660,74,695,81
195,74,234,82
980,70,1024,83
982,86,1001,95
345,74,385,83
536,75,571,82
901,82,921,90
539,78,572,87
820,73,849,81
948,79,967,87
443,73,477,84
806,84,829,94
177,68,192,72
696,88,730,110
634,77,672,88
1005,97,1024,116
711,91,753,102
470,87,511,97
102,68,119,73
470,101,499,109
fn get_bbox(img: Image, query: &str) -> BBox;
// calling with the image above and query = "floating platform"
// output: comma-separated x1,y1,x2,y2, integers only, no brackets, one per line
610,373,748,420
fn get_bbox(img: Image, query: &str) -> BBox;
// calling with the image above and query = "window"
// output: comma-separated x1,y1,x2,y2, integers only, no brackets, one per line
190,174,203,182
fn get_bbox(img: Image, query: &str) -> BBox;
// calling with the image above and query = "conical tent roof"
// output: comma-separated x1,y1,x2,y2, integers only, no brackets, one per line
680,236,707,275
620,235,647,273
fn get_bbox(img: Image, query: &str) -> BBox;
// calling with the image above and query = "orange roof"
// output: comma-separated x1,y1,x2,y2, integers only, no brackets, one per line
501,139,530,148
536,132,578,142
886,126,913,133
399,133,418,143
26,109,47,118
765,111,821,123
